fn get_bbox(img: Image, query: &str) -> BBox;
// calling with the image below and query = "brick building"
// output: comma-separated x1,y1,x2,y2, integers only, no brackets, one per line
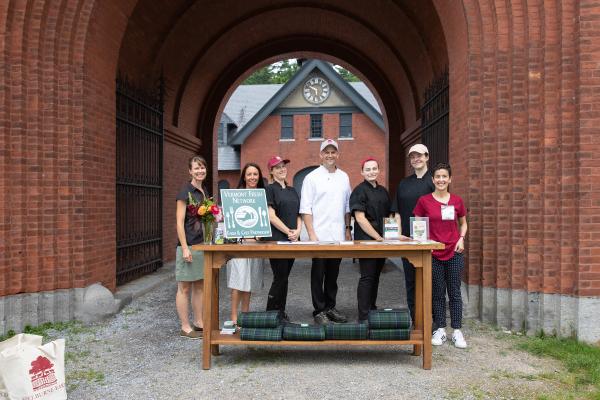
218,60,386,192
1,1,599,342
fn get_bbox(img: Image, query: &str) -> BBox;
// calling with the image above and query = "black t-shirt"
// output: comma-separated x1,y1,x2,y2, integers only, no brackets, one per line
175,182,209,246
390,171,435,236
349,180,391,240
265,182,300,241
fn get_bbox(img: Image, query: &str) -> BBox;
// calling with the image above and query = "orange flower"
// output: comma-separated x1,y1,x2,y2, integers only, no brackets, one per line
198,205,207,216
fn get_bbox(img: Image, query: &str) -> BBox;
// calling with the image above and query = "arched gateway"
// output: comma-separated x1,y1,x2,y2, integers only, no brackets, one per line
1,1,598,342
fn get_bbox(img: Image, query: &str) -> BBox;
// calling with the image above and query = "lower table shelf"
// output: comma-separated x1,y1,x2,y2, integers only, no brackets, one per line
210,330,423,346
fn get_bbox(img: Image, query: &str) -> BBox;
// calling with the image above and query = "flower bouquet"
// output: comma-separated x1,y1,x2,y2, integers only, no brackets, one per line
188,193,221,244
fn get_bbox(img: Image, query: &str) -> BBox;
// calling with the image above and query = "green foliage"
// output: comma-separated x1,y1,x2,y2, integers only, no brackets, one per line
516,334,600,399
243,59,299,85
0,321,90,342
243,65,273,85
334,65,360,82
242,59,361,85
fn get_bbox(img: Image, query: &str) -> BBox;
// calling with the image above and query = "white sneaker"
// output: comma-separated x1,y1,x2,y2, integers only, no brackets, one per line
452,329,467,349
432,328,447,346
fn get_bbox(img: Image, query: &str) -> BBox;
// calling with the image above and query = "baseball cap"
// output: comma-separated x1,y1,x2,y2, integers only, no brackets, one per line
408,144,429,156
267,155,290,169
320,138,339,152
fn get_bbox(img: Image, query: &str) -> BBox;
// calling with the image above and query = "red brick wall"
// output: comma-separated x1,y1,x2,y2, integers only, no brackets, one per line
218,171,240,191
2,0,599,302
239,114,387,190
578,0,600,296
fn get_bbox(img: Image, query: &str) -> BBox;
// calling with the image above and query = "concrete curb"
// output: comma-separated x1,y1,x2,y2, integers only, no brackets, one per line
114,262,175,312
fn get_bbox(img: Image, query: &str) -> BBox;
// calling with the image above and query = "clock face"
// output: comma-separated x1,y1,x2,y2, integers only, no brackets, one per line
303,77,330,104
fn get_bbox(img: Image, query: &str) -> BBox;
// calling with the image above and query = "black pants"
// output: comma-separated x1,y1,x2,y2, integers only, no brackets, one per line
432,253,464,329
311,258,341,315
266,258,294,313
357,258,385,320
402,257,416,322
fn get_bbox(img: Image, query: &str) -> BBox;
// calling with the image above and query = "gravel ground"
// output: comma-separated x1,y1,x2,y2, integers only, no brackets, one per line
56,259,563,399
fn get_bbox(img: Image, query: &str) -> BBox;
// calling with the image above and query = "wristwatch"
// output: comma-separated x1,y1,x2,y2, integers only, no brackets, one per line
345,225,353,231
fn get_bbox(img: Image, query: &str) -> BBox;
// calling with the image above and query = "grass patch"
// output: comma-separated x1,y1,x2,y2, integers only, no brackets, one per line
516,334,600,399
67,368,105,384
0,321,92,342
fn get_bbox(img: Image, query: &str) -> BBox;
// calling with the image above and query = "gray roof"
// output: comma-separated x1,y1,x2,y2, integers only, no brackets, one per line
349,82,381,113
223,84,282,130
217,145,240,171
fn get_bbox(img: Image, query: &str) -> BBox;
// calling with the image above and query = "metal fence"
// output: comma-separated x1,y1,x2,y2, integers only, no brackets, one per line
421,68,449,167
116,76,164,285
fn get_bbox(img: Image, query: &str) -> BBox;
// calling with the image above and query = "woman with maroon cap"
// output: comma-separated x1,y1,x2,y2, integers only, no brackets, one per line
264,155,301,322
349,157,393,322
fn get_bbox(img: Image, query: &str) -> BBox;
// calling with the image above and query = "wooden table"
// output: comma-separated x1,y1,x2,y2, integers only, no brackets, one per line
191,241,444,370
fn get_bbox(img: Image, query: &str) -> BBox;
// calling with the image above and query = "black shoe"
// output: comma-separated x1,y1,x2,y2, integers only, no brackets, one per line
326,308,348,323
280,311,291,324
314,311,331,325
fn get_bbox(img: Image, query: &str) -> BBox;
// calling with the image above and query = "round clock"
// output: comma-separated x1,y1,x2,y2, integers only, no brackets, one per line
303,77,330,104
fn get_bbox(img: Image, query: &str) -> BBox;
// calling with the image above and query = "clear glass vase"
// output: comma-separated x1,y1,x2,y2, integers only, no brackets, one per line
202,220,214,244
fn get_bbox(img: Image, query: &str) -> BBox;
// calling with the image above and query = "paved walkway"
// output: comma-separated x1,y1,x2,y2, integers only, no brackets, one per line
62,259,562,399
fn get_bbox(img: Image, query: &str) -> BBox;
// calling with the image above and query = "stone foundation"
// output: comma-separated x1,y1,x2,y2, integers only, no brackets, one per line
465,285,600,344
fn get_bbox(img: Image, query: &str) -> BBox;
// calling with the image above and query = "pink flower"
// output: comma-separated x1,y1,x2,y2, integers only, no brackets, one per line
210,205,220,216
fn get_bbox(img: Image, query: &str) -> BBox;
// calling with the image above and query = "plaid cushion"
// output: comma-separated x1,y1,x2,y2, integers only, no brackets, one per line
325,323,368,340
240,326,283,341
368,309,411,329
237,311,281,328
368,328,411,340
282,324,326,341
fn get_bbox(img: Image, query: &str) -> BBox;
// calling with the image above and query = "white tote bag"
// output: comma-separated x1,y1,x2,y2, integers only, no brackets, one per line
0,334,44,399
0,338,66,400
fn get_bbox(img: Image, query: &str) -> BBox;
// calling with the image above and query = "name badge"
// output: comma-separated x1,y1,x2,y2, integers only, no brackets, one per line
441,205,455,220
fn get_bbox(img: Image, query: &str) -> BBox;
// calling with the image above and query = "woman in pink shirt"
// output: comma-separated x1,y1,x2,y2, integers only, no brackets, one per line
413,162,468,349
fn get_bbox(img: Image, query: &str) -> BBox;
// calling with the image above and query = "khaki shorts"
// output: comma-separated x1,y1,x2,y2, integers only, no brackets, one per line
175,246,204,282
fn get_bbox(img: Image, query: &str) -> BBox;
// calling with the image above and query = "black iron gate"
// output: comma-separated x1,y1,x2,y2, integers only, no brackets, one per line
421,69,449,167
116,76,164,285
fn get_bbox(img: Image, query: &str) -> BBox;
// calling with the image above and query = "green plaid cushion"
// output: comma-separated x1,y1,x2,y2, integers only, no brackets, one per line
237,311,281,328
240,326,283,341
325,323,368,340
282,324,326,341
368,328,411,340
368,309,411,329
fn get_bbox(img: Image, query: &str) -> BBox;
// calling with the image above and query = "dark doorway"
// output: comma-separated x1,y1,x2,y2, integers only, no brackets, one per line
293,166,319,197
115,76,164,285
421,69,449,167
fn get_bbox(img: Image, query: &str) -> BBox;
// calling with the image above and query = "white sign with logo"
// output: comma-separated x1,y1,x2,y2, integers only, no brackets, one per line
220,189,272,238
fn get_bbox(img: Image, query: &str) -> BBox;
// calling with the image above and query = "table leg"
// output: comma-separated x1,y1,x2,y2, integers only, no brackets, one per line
211,267,220,356
422,251,432,370
202,252,213,370
413,265,423,357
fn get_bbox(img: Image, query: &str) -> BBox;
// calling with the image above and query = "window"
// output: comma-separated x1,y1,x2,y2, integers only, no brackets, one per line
310,114,322,138
217,123,225,145
281,115,293,139
339,113,352,138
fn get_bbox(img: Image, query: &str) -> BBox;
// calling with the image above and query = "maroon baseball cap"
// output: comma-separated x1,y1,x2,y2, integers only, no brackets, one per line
267,156,290,169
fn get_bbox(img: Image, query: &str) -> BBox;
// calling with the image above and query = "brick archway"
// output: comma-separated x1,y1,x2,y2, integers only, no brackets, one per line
2,0,599,341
